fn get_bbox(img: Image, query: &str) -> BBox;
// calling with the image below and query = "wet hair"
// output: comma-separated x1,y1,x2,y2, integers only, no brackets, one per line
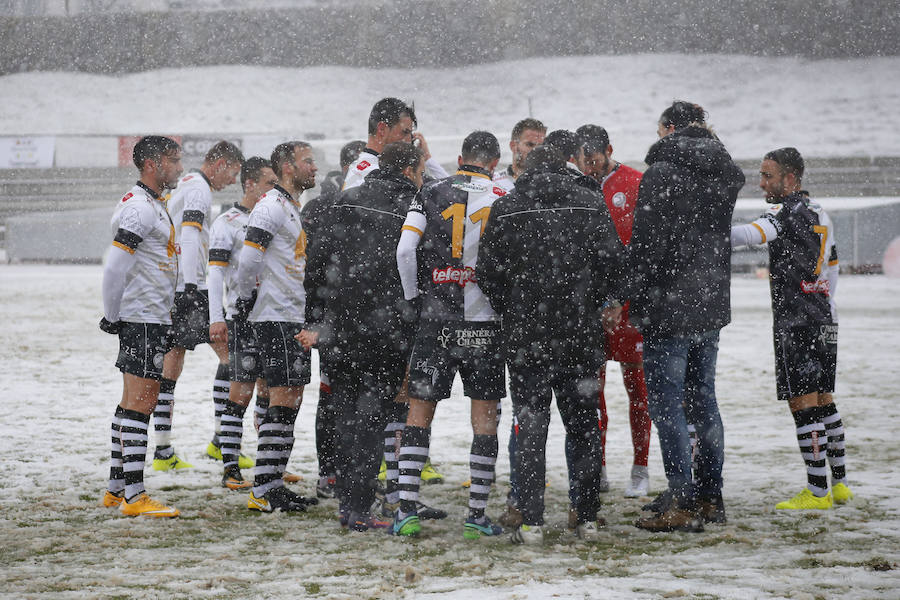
270,141,311,178
240,156,272,190
511,118,547,141
339,140,366,168
204,140,244,165
764,147,805,181
544,129,579,160
576,124,610,155
524,145,565,173
461,130,501,164
380,141,425,173
659,100,707,130
132,135,180,170
368,97,417,136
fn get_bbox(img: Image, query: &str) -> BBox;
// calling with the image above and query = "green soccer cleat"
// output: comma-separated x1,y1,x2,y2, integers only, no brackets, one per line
152,454,194,471
776,488,833,510
464,517,503,540
206,441,255,469
421,459,444,484
391,512,421,537
832,482,855,504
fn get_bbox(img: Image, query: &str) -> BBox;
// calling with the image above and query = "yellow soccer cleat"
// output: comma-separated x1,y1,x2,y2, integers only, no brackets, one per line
776,488,833,510
421,459,444,484
377,458,387,482
247,490,271,512
206,442,255,469
282,471,303,483
152,454,195,471
832,482,855,504
222,467,253,491
120,494,180,518
101,491,123,508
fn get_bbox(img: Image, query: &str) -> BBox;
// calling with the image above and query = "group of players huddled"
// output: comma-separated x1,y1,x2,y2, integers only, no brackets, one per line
100,97,853,542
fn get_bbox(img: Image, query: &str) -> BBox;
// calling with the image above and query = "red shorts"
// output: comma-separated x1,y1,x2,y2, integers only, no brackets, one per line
605,316,643,364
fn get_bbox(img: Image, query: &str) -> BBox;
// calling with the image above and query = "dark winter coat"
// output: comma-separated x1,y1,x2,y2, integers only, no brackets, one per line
304,168,418,361
622,125,744,338
301,171,344,243
476,168,624,362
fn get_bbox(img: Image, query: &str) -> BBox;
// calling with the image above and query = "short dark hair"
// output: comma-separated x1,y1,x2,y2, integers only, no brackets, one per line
461,131,501,164
764,147,805,181
339,140,366,168
524,145,565,173
380,142,424,173
576,124,610,155
660,100,707,129
204,140,244,165
368,97,417,136
544,129,579,160
240,156,272,190
511,118,546,141
270,141,311,178
132,135,180,171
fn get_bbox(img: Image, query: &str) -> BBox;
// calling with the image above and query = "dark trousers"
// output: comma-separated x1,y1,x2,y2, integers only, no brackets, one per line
331,347,406,515
508,350,604,526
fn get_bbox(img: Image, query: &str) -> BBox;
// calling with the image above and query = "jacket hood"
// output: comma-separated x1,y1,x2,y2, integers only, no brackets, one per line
645,125,739,182
514,169,575,203
365,167,418,192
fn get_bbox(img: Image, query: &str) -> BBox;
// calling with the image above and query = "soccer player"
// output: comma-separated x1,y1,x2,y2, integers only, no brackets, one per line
342,97,448,191
301,140,364,499
236,141,318,512
207,157,278,491
99,135,183,517
300,141,425,531
731,147,853,510
576,124,652,498
478,146,625,543
492,117,546,529
618,101,744,533
492,118,547,193
153,141,244,472
392,132,507,539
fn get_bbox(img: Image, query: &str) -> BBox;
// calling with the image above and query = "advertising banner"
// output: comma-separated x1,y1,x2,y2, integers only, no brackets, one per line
0,136,55,168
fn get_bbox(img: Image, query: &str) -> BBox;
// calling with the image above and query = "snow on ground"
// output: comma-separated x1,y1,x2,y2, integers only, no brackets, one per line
1,54,899,162
1,264,898,599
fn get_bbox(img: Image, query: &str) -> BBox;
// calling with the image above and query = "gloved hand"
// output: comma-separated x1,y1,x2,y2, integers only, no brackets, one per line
175,283,202,311
235,290,258,321
99,317,121,334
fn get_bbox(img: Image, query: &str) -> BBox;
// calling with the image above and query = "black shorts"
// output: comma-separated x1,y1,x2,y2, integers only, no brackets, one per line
773,324,837,401
170,289,210,350
115,322,172,380
251,321,311,388
407,320,506,402
228,319,262,383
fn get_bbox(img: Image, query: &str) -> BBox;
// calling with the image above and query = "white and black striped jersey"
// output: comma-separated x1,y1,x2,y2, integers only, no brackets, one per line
398,166,505,322
732,192,838,329
167,170,213,291
242,185,307,323
109,182,178,324
208,203,251,321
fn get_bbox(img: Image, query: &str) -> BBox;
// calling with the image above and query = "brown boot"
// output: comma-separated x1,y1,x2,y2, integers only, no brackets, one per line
635,506,704,532
498,504,523,528
698,496,726,524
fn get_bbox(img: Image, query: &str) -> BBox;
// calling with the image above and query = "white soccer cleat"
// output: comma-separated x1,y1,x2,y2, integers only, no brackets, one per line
510,524,543,545
625,464,650,498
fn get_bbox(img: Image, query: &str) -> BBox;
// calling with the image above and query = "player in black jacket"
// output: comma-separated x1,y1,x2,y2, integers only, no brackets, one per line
477,146,624,543
616,101,744,532
300,142,424,531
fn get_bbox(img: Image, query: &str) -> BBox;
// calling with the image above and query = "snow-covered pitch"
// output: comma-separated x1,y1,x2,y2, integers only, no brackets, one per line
1,264,897,599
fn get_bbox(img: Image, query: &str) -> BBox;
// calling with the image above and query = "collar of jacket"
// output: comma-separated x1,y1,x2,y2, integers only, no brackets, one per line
456,164,492,179
366,166,418,191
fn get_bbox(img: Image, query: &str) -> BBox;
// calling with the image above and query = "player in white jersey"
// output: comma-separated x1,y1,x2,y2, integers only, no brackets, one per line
343,97,449,487
99,135,183,518
492,118,546,193
152,141,244,473
235,141,319,513
392,132,507,538
342,97,448,191
207,157,278,491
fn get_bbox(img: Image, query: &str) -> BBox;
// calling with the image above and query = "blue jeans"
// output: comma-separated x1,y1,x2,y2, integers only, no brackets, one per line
643,329,724,506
